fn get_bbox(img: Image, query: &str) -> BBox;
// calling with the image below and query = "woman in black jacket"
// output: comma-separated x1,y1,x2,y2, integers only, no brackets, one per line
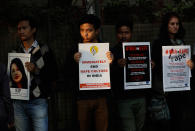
151,12,194,131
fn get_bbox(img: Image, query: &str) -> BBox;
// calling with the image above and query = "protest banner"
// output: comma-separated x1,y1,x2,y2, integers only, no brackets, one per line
79,43,111,90
162,46,191,92
8,53,31,100
123,42,151,90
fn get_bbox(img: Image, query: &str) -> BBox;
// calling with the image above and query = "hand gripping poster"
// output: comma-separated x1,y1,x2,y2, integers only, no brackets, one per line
8,53,31,100
162,46,191,92
79,43,111,90
123,42,151,90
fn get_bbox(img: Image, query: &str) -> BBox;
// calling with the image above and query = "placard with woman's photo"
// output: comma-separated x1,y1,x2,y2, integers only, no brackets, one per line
8,53,31,100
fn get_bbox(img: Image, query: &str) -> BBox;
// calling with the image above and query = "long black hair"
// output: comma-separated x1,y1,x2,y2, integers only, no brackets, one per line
159,12,185,40
10,58,28,89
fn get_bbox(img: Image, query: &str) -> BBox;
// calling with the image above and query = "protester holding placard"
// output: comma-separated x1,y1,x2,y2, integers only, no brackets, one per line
12,15,57,131
111,18,147,131
151,12,194,131
72,14,113,131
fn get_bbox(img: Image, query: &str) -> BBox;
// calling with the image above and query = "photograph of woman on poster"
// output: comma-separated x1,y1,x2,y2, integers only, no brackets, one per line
10,58,28,89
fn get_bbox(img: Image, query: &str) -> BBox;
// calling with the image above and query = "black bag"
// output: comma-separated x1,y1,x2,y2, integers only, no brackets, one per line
148,96,171,120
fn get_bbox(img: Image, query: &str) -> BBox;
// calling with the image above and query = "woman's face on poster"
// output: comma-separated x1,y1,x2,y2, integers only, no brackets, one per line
11,63,22,83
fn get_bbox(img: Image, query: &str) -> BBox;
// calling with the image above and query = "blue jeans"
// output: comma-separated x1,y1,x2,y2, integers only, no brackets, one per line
14,98,48,131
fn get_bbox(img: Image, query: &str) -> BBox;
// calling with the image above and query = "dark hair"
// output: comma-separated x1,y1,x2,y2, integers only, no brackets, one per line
17,15,37,37
159,12,185,40
79,14,101,30
115,18,134,33
10,58,28,89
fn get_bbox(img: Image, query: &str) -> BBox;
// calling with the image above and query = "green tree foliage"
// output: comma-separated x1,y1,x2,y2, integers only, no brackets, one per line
104,0,195,23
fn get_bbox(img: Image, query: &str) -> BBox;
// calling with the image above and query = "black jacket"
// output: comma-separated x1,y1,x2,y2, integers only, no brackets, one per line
66,43,111,99
13,42,58,99
151,38,185,95
111,43,147,99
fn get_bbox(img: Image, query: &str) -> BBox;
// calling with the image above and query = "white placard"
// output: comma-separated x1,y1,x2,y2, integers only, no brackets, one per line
162,46,191,92
79,43,111,90
8,53,31,100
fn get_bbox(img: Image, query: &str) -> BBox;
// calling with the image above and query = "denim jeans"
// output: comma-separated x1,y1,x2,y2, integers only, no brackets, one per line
14,98,48,131
116,97,146,131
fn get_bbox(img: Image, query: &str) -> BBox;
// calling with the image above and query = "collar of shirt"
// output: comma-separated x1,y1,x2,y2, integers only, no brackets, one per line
22,40,39,53
170,39,183,45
